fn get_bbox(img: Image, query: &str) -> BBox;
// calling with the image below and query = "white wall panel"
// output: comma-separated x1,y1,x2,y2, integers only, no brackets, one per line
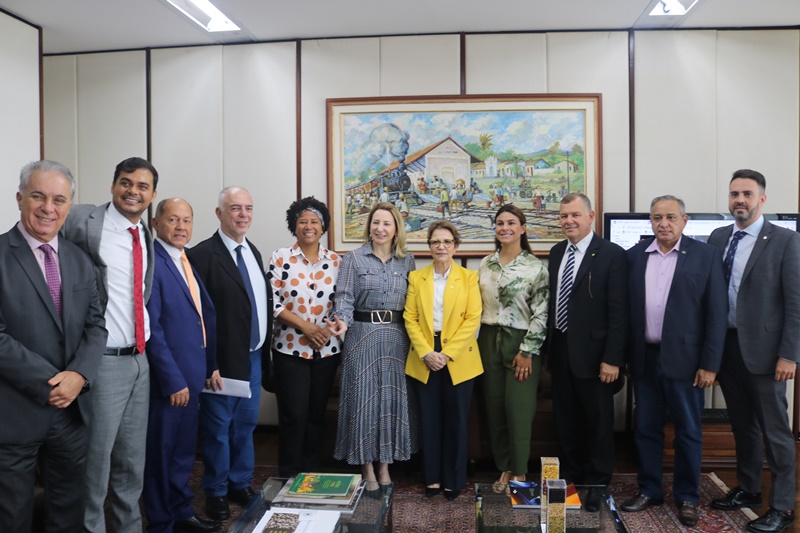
379,35,460,96
76,51,147,205
716,30,799,212
43,56,78,180
464,34,547,94
300,38,380,203
222,42,297,261
0,13,40,231
547,32,630,216
151,47,223,241
634,31,717,212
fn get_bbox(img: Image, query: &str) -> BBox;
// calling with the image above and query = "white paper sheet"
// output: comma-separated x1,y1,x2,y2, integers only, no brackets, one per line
201,377,251,398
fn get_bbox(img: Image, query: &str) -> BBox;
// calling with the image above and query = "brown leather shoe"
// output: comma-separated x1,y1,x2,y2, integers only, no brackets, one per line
620,492,664,512
711,486,763,510
678,502,699,527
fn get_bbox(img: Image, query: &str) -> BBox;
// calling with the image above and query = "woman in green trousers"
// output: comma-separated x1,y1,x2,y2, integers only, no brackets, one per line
477,204,549,493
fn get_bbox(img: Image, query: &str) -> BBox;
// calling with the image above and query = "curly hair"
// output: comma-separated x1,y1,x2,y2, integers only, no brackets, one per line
286,196,331,236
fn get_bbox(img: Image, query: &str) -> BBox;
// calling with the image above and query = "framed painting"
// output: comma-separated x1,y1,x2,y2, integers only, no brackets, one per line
327,94,602,256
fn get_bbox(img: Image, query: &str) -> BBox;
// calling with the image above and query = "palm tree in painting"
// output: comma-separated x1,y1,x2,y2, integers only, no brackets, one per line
479,133,494,152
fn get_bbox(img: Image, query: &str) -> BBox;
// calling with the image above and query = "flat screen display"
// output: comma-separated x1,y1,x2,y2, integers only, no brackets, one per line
603,213,799,250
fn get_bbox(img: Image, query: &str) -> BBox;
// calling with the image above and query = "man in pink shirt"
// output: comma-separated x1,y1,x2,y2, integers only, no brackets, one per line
620,195,727,528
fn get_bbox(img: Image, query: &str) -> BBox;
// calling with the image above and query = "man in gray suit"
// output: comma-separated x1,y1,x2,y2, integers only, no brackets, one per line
62,157,158,533
0,160,107,532
708,169,799,533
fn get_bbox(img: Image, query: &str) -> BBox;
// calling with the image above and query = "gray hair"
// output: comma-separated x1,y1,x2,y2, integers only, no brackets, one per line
561,192,592,212
20,160,76,199
650,195,686,216
217,186,251,210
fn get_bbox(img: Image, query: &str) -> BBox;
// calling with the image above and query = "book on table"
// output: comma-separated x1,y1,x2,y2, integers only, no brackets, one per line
253,508,339,533
508,480,582,510
271,474,364,514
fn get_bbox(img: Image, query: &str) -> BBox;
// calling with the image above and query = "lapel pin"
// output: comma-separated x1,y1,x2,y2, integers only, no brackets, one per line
681,250,687,254
763,236,768,240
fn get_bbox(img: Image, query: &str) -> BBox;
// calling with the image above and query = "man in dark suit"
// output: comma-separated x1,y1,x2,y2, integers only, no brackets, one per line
545,192,628,512
187,186,273,521
620,195,727,528
144,198,221,533
0,160,107,532
708,170,799,533
61,156,157,533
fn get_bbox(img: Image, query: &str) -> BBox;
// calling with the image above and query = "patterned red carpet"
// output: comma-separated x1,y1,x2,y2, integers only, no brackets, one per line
609,472,758,532
187,466,757,532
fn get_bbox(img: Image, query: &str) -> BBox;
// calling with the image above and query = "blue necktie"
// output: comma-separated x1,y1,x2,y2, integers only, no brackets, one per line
236,245,260,351
723,231,746,286
556,244,576,332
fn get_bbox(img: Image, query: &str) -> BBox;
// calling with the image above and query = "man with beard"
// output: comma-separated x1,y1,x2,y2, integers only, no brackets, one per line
708,169,799,533
62,157,158,533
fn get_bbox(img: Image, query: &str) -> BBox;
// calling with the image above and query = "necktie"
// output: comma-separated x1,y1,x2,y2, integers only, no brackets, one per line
236,245,260,351
128,227,146,354
556,244,576,332
723,230,746,286
181,252,206,346
40,244,62,319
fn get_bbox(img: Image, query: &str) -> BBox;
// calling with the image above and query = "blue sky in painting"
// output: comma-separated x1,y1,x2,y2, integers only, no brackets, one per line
342,109,586,175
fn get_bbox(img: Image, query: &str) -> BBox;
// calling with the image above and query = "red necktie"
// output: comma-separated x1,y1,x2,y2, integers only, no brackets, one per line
128,227,146,354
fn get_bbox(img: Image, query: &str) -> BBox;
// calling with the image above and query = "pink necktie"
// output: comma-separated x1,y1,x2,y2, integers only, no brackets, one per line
40,244,62,319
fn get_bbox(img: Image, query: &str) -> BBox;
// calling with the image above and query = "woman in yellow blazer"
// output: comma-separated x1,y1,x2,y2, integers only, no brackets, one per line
404,220,483,501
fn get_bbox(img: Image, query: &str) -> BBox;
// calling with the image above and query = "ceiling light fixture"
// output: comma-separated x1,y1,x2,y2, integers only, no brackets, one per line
649,0,700,16
165,0,240,32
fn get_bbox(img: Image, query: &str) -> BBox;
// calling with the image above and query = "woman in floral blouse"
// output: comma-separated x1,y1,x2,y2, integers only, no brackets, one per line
477,204,549,493
268,197,341,478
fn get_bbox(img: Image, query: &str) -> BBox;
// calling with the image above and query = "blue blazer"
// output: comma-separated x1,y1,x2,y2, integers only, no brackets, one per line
627,235,727,380
146,240,217,397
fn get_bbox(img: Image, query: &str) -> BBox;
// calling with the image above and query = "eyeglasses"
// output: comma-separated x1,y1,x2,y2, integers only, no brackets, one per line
428,239,455,248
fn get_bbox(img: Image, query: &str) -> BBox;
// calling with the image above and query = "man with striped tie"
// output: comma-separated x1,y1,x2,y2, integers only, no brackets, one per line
545,192,628,513
620,195,727,528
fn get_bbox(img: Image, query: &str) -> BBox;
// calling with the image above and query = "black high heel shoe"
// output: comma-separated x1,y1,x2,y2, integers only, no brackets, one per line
425,486,442,498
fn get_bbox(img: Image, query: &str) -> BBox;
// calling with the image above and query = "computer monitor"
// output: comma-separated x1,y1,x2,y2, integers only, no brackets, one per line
603,212,800,250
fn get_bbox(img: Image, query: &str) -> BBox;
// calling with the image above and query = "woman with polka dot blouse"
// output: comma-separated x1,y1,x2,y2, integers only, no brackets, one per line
268,197,341,478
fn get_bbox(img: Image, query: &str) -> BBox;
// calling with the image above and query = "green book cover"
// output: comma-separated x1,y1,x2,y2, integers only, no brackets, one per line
288,473,355,497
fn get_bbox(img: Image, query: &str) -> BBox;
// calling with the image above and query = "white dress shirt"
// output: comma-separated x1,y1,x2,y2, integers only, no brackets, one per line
432,264,451,333
217,229,268,351
156,237,202,315
555,231,594,294
100,204,150,348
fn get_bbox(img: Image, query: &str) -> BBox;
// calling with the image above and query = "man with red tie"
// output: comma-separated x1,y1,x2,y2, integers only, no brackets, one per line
62,157,158,533
144,198,221,532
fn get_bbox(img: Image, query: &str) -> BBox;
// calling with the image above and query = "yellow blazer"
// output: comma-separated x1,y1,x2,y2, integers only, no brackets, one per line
404,263,483,385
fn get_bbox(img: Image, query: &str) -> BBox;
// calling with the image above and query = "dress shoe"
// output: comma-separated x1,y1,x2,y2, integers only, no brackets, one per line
228,486,259,506
444,489,460,501
677,501,699,527
711,486,763,510
747,508,795,533
425,486,442,498
205,496,230,521
584,487,605,513
175,515,222,532
620,492,664,512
